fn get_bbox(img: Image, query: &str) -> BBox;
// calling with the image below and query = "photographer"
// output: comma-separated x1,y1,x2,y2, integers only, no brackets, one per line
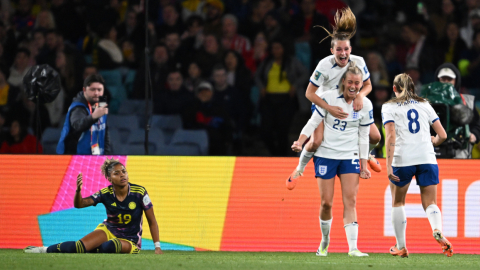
56,74,111,155
434,63,480,158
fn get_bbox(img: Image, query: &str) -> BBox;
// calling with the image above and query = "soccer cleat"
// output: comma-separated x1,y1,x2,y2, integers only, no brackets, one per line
24,246,47,253
367,155,382,172
286,169,303,190
348,249,369,257
433,229,453,257
390,244,409,258
316,242,329,256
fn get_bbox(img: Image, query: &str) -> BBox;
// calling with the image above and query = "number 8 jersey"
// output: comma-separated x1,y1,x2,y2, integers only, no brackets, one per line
381,100,440,166
89,183,153,248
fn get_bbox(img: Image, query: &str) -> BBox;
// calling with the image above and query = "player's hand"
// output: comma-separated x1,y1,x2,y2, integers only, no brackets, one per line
92,105,108,119
155,248,163,254
76,173,83,192
470,133,477,144
291,141,302,152
360,169,371,179
387,166,400,182
327,105,348,119
353,97,364,111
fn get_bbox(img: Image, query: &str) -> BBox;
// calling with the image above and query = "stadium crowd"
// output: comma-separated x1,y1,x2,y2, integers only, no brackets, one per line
0,0,479,157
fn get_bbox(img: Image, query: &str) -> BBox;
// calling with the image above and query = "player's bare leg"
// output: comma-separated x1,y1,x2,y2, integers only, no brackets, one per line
368,124,382,172
316,176,335,256
339,173,367,256
389,182,410,257
420,185,453,257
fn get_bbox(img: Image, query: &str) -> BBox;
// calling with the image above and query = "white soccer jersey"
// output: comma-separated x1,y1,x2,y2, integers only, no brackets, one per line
309,55,370,95
312,91,374,159
381,100,439,166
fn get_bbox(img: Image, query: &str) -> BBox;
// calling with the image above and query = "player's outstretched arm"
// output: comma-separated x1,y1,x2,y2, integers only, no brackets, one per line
431,121,447,147
145,208,163,254
73,173,94,208
384,123,400,182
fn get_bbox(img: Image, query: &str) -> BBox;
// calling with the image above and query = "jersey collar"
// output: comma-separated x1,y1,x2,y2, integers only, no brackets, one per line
112,183,131,198
332,59,351,69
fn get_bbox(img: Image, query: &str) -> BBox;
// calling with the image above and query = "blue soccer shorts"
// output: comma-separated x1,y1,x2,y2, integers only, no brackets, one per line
313,156,360,179
390,164,439,187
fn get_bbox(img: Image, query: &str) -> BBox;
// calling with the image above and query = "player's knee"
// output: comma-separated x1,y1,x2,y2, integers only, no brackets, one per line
321,201,333,211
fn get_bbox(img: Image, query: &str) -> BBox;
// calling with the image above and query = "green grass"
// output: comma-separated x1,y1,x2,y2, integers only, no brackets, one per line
2,249,480,270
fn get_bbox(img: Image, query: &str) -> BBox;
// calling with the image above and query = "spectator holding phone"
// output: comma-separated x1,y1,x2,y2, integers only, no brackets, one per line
56,74,111,155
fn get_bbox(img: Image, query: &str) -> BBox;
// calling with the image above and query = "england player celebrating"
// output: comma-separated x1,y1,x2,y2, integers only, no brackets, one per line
302,61,372,257
24,158,163,255
382,73,453,258
287,7,381,190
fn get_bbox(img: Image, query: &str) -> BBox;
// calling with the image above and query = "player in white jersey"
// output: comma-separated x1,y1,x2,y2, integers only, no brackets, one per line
382,73,452,258
287,7,381,190
299,61,372,257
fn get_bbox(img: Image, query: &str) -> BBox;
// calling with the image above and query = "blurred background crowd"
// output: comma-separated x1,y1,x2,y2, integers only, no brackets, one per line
0,0,480,157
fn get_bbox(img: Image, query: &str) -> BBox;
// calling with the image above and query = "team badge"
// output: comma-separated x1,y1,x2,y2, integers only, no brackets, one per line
352,112,359,120
143,194,152,206
318,165,327,176
314,71,321,80
364,66,369,74
369,110,373,119
129,202,136,210
92,192,100,198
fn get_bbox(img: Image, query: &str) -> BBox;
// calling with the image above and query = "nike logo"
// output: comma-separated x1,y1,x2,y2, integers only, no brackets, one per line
355,167,360,169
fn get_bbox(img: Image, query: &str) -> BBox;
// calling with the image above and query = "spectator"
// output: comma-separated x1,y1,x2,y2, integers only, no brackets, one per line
263,10,284,42
0,21,18,69
8,48,32,91
157,4,184,38
117,9,143,51
383,43,403,83
182,81,233,155
239,0,270,42
203,0,224,37
248,31,269,73
164,31,186,71
194,34,223,78
50,0,85,43
366,51,389,87
184,62,204,94
438,22,467,66
153,70,193,115
460,8,480,49
223,50,253,105
181,15,205,51
56,74,110,155
12,0,35,38
429,0,459,41
459,30,480,88
255,39,308,156
221,14,251,56
33,10,56,31
0,119,42,154
0,68,21,116
434,64,480,158
94,24,123,70
120,40,139,69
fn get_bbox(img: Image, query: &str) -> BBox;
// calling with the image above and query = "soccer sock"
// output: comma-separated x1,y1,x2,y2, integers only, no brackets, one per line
46,240,85,253
344,222,359,252
369,143,379,155
426,204,443,232
297,149,314,172
97,239,122,253
392,206,407,249
320,218,332,249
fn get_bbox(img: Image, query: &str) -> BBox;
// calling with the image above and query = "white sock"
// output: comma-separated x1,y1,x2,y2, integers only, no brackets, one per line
369,143,379,154
426,204,443,232
320,218,332,249
344,222,358,252
297,149,314,172
392,206,407,249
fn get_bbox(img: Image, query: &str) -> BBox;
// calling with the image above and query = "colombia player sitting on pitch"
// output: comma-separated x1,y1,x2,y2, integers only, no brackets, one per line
24,158,163,254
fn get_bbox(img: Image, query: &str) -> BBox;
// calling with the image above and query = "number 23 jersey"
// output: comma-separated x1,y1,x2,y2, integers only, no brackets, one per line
382,100,440,166
89,183,153,248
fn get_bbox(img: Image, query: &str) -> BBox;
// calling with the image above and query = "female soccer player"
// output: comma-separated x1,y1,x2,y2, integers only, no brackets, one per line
382,73,452,258
24,158,163,254
287,7,381,190
303,61,372,257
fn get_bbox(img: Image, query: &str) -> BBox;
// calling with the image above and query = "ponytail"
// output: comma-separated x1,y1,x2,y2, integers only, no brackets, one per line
315,6,357,47
385,73,427,104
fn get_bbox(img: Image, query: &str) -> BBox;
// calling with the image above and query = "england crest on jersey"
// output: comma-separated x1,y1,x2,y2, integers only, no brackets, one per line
318,165,327,176
352,111,359,120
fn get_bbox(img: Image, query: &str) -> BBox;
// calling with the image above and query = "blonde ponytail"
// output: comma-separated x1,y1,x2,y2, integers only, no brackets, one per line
386,73,426,104
316,6,357,46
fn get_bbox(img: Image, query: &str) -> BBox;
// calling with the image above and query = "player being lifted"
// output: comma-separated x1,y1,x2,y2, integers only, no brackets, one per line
24,158,163,255
287,6,381,190
302,61,372,257
382,74,453,258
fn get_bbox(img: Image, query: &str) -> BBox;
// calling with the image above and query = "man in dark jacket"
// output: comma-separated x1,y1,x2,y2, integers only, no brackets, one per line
434,63,480,158
57,74,111,155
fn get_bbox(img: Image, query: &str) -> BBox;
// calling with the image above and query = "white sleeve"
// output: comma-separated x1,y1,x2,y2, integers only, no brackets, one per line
300,108,324,137
381,104,395,126
427,103,440,125
360,98,374,126
309,60,328,87
356,57,370,82
358,125,370,159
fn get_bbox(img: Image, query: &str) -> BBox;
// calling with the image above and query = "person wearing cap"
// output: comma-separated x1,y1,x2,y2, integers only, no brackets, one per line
183,80,233,155
434,63,480,158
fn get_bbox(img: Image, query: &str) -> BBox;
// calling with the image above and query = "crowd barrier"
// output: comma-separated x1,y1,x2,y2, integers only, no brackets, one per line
0,155,479,254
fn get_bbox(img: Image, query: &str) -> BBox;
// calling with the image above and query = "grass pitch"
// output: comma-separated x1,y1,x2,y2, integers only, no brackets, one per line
2,249,480,270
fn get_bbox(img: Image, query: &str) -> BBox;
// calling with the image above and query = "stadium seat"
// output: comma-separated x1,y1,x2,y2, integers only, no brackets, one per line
156,145,201,156
150,114,183,144
170,129,209,155
41,127,62,154
118,99,152,116
107,115,139,143
108,127,122,154
124,69,137,97
125,128,164,154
